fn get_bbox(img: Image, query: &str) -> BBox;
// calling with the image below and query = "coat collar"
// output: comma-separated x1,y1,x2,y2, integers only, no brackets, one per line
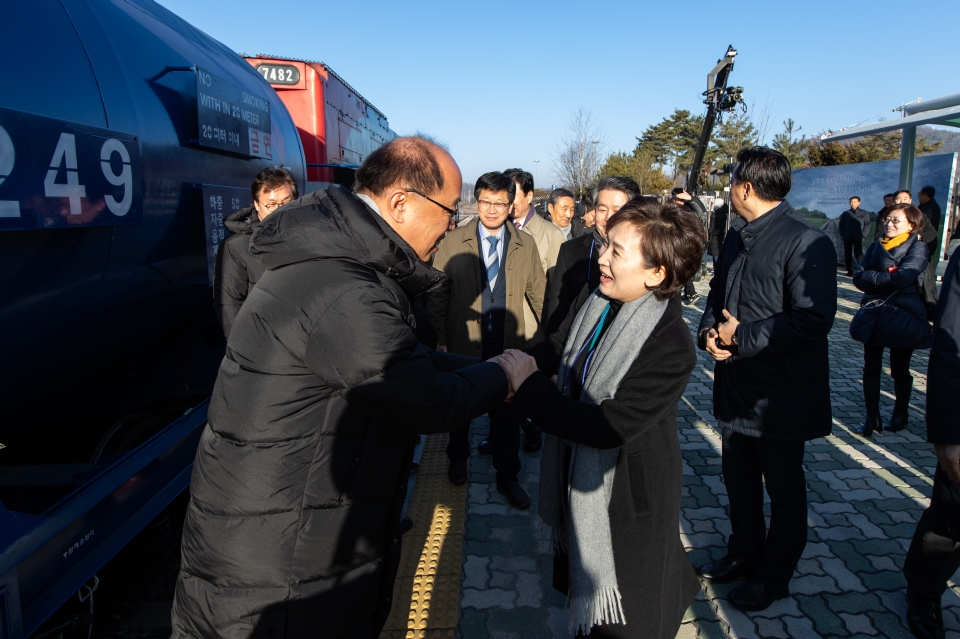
732,200,792,252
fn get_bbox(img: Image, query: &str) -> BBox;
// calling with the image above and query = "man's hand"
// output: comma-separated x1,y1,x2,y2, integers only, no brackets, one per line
437,344,448,352
704,328,732,361
487,355,515,401
717,309,740,347
935,443,960,483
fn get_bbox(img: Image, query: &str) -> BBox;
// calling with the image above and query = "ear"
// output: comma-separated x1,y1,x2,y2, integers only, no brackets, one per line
648,266,667,288
382,188,409,224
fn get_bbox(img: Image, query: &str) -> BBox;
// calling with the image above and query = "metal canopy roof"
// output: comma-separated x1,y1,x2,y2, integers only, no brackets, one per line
817,91,960,192
821,104,960,142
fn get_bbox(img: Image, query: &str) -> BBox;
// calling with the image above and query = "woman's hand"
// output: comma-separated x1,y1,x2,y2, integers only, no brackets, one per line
496,350,540,393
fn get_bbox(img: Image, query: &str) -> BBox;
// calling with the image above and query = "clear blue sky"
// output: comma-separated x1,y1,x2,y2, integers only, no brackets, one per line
159,0,958,187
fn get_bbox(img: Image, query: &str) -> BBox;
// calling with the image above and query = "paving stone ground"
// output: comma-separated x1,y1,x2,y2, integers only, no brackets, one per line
456,273,960,639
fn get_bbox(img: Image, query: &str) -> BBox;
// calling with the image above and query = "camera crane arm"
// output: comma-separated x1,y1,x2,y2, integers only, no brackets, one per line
687,45,744,197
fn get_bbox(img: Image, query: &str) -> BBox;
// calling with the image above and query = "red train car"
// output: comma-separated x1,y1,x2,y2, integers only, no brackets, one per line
244,54,396,189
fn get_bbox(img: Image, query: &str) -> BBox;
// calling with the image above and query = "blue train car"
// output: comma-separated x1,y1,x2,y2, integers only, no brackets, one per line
0,1,307,636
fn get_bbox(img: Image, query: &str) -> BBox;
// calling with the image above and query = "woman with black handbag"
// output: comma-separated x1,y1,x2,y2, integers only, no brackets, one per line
851,203,932,437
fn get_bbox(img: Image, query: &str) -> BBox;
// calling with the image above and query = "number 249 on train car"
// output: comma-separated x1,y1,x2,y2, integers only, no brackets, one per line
0,106,142,231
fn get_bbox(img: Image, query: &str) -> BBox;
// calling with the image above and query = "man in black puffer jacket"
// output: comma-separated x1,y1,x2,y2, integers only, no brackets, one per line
696,147,838,612
171,138,510,639
213,167,298,337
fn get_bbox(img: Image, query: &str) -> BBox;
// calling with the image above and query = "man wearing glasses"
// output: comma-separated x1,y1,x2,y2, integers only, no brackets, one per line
172,138,514,639
427,171,546,508
213,166,297,337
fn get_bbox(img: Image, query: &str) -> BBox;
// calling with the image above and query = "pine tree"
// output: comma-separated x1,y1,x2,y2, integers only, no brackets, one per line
771,119,807,168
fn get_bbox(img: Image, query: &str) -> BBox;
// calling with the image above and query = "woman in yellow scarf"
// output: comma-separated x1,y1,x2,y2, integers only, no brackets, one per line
851,203,931,436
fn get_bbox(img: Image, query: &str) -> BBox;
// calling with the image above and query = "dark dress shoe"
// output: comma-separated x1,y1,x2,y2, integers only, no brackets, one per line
523,430,542,453
887,411,909,432
496,481,531,510
477,440,494,456
906,588,945,639
696,553,758,583
727,578,789,611
854,415,882,437
447,460,468,486
398,517,414,535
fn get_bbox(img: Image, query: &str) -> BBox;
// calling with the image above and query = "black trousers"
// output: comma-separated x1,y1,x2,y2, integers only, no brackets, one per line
683,279,696,296
446,402,521,484
722,429,808,589
863,344,914,383
904,463,960,599
844,239,864,273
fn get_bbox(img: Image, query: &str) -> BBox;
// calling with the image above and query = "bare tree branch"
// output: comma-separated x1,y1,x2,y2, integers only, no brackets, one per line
749,93,775,145
551,108,606,197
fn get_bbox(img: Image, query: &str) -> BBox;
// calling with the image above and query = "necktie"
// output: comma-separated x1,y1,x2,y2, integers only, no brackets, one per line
485,236,499,291
513,220,522,230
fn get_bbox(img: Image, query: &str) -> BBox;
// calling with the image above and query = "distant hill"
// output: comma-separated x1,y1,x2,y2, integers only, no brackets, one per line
919,125,960,155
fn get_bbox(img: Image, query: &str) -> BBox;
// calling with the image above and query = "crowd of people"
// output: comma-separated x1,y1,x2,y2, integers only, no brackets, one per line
168,138,959,639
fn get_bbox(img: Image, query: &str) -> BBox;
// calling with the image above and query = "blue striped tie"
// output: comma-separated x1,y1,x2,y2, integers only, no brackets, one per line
485,236,499,291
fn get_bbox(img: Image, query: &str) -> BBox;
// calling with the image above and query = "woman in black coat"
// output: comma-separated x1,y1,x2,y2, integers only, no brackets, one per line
498,199,705,638
852,203,930,436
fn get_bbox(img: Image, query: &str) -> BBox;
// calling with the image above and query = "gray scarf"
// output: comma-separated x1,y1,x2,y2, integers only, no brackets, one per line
538,288,668,635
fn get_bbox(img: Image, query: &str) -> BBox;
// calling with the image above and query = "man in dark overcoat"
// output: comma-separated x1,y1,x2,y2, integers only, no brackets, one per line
838,196,869,276
902,247,960,639
696,147,838,611
170,138,511,639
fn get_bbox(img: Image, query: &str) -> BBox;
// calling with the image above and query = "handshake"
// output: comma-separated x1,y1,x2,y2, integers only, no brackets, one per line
488,349,540,401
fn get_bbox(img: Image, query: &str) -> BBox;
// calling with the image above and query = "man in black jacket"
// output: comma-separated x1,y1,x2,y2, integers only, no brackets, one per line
919,185,942,232
171,137,511,639
213,167,297,337
902,247,960,639
543,176,640,334
838,196,869,276
696,147,838,611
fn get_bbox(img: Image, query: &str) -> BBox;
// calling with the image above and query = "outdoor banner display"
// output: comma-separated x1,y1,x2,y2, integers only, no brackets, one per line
791,153,958,263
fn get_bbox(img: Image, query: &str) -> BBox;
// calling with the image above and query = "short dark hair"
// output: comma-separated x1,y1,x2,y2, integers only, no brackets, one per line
581,186,598,212
732,146,792,201
882,203,925,233
884,193,895,199
548,188,575,206
920,185,936,198
894,189,912,199
849,196,860,202
606,198,706,301
474,171,516,202
595,176,641,202
503,168,534,195
251,167,298,202
354,137,444,197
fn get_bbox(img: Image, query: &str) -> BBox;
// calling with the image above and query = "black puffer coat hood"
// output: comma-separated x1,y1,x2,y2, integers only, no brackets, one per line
172,186,507,639
251,185,445,299
223,203,258,234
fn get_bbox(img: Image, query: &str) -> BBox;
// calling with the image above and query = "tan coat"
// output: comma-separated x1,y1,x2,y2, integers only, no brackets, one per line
427,219,545,357
518,212,564,342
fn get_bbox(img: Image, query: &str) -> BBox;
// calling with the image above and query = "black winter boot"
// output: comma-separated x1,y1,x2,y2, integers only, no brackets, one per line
888,376,913,432
855,377,883,437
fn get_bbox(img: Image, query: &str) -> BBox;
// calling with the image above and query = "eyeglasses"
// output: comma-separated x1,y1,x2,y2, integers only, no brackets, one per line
405,188,460,218
477,200,510,213
258,198,292,212
883,217,908,226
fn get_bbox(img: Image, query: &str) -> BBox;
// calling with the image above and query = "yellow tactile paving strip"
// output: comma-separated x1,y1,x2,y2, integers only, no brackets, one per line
379,433,465,639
